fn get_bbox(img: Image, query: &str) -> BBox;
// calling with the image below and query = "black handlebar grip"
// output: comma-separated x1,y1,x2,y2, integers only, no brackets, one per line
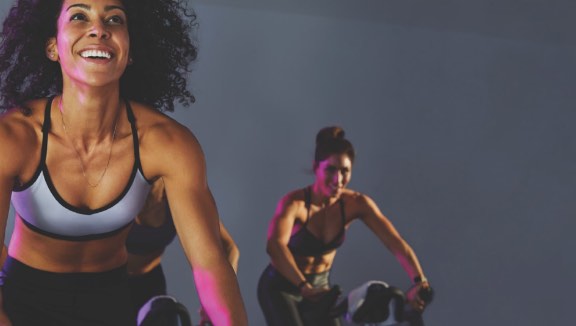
418,286,434,304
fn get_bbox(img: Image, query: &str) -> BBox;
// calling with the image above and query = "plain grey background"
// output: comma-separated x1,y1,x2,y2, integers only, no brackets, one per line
2,1,575,325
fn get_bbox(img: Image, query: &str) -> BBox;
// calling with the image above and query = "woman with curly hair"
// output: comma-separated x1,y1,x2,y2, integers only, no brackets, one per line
0,0,248,325
257,126,431,326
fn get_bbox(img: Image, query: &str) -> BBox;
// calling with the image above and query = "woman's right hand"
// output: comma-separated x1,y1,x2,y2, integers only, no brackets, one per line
300,284,330,301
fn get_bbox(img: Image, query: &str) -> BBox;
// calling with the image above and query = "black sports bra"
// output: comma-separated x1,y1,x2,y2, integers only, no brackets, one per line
287,187,346,256
125,204,177,255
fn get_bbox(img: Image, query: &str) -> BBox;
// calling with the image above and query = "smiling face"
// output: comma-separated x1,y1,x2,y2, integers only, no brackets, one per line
46,0,130,88
314,153,352,199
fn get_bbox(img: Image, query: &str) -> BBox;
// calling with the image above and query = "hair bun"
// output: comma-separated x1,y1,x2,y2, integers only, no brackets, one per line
316,126,345,145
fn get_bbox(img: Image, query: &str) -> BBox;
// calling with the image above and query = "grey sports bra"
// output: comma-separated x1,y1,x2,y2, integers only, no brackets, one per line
10,97,152,241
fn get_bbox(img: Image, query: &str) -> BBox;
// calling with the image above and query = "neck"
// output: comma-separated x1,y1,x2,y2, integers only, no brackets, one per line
310,184,338,207
59,84,122,141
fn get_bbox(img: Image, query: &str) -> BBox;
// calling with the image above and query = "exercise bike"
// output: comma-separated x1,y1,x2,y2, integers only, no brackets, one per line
299,280,434,326
137,295,193,326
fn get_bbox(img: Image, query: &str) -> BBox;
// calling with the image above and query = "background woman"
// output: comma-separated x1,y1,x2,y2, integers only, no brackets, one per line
258,126,430,326
0,0,247,325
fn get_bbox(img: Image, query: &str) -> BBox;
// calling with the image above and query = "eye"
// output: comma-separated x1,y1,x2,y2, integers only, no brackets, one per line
325,166,337,173
70,13,87,21
106,15,125,25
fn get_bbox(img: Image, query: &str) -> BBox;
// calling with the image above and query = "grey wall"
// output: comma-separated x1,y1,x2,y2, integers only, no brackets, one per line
2,1,575,325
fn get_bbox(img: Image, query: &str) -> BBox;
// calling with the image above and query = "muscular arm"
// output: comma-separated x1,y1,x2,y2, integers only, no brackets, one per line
0,113,29,326
145,120,247,325
198,221,241,324
358,194,429,308
358,194,426,280
0,163,13,326
266,195,328,298
266,195,310,287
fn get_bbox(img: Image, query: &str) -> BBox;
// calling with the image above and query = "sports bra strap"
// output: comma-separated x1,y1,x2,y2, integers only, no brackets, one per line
124,100,143,171
40,97,55,165
304,186,312,225
304,186,346,227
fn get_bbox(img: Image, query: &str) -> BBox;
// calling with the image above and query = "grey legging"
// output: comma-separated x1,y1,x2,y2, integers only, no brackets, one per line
257,264,341,326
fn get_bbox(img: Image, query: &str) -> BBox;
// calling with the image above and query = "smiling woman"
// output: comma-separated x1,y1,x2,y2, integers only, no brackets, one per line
0,1,247,326
257,126,431,326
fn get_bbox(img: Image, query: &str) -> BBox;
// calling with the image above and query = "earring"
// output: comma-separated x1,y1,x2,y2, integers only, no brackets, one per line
128,57,134,65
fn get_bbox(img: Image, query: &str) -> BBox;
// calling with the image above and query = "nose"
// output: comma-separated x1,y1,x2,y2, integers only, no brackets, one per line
334,171,343,186
88,20,110,39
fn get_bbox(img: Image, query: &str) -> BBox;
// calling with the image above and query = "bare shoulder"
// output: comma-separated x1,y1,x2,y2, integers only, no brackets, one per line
274,187,307,218
341,188,372,205
0,100,45,175
129,101,194,141
280,188,306,208
130,102,203,179
340,189,381,218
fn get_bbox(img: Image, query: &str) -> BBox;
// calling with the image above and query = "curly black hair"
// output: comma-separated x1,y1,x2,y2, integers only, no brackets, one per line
0,0,198,113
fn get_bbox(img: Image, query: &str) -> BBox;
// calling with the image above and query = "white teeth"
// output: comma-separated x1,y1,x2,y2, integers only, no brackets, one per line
80,50,111,59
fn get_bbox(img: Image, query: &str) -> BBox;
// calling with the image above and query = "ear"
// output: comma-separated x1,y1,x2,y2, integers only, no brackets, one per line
45,37,58,61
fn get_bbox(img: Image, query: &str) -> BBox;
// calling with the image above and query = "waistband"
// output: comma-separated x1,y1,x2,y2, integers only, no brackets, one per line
1,255,128,290
264,264,331,288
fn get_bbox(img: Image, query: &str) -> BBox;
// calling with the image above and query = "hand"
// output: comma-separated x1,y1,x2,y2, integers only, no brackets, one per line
300,284,331,301
406,281,431,313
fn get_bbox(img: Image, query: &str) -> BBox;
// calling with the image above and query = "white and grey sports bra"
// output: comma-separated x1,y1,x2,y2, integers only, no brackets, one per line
11,97,152,241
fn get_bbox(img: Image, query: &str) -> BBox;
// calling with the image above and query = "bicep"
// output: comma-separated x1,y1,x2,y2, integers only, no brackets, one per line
267,199,298,246
157,130,222,267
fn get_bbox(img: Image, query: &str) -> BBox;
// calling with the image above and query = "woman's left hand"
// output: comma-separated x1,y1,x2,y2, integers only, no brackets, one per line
406,281,430,312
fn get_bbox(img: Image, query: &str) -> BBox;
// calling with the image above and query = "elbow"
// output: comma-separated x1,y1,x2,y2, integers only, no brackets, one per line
266,239,282,257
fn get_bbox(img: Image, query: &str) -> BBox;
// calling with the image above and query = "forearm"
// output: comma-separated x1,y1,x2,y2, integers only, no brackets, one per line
267,242,307,287
392,240,426,282
194,258,248,326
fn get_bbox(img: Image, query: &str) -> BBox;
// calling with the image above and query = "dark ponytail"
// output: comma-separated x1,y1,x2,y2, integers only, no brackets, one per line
314,126,355,168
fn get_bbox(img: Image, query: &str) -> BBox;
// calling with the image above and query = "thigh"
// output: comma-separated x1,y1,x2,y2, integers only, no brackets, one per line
75,281,135,326
257,267,304,326
2,281,72,326
128,264,167,313
2,277,134,326
1,256,135,326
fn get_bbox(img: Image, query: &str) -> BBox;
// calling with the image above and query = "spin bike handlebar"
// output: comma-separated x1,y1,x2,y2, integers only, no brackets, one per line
299,281,434,325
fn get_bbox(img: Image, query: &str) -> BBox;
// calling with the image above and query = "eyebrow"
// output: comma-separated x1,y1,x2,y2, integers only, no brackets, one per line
67,3,126,13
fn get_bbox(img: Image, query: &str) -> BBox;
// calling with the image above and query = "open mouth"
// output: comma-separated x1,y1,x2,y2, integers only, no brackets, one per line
80,49,112,60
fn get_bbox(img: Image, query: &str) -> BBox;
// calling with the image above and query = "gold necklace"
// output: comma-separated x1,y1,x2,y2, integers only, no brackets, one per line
58,97,120,188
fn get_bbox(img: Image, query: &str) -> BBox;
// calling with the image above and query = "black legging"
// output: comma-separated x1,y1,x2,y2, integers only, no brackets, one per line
257,264,342,326
0,255,135,326
127,264,167,315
